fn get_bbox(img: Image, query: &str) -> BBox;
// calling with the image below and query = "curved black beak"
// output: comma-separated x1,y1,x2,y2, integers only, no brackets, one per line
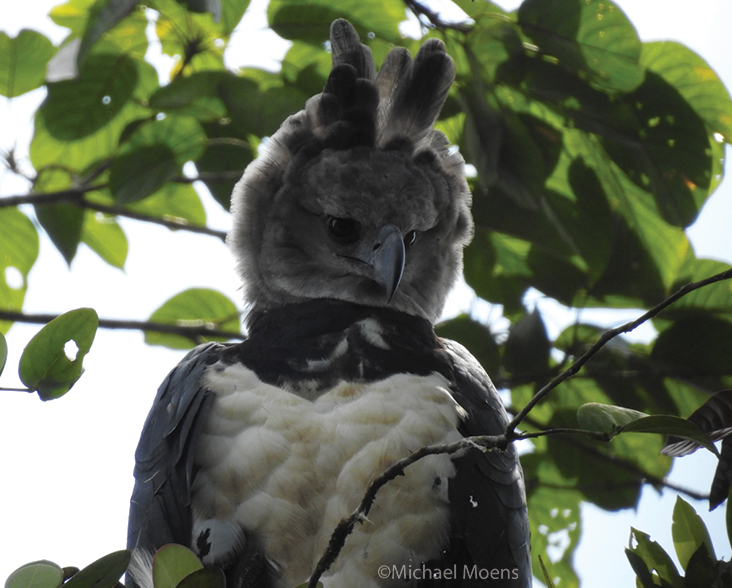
370,224,405,303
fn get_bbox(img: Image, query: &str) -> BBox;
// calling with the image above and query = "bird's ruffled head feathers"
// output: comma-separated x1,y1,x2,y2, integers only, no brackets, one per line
229,19,473,323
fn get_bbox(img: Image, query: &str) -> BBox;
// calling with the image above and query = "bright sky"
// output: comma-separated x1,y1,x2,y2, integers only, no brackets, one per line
1,1,731,587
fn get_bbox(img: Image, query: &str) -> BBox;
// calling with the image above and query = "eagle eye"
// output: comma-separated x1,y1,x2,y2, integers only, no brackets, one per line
327,216,361,244
404,230,418,248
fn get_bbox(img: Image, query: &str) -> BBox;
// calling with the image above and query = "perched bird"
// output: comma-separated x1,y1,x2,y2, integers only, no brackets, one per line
127,19,531,588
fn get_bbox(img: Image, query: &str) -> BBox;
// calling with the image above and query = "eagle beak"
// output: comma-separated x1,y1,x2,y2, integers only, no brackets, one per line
370,224,405,303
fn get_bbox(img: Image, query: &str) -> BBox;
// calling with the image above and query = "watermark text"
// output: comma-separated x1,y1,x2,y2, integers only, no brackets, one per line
377,563,520,582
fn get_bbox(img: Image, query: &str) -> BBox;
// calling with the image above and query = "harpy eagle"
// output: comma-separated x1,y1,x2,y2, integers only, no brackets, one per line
127,19,531,588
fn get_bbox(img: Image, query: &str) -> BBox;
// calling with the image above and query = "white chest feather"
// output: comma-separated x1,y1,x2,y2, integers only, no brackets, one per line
192,362,466,587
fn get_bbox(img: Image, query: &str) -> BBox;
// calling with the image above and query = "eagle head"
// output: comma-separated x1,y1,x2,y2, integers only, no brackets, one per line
228,19,473,323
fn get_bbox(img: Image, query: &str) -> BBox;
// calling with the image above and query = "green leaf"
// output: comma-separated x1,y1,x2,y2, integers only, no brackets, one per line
577,403,718,454
524,484,581,587
0,208,39,332
5,560,64,588
621,415,718,456
34,204,85,265
641,41,732,143
464,230,531,312
42,52,138,140
628,528,683,588
667,258,732,315
63,550,130,588
600,71,712,228
652,314,732,391
77,0,140,67
31,57,158,173
0,30,56,97
577,402,647,434
569,130,690,298
502,308,550,377
281,41,331,94
178,0,221,19
518,0,643,93
217,73,308,138
148,71,227,121
672,496,715,571
684,543,716,586
126,182,207,226
19,308,99,400
176,567,226,588
109,144,180,204
624,548,656,588
122,115,207,165
81,210,128,269
152,0,226,75
152,544,202,588
146,288,240,349
0,331,7,376
435,315,501,376
196,120,253,210
267,0,404,45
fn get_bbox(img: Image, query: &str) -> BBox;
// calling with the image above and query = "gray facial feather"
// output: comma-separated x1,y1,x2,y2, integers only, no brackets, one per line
228,20,472,324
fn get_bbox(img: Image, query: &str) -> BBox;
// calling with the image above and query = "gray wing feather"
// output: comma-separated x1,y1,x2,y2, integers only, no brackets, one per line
127,342,225,554
443,338,532,587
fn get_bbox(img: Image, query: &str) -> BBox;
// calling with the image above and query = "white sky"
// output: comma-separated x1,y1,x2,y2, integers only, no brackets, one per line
1,1,731,587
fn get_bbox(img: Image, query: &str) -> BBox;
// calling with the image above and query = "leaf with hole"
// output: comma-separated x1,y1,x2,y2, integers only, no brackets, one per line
627,528,682,588
19,308,99,400
518,0,643,93
0,208,39,332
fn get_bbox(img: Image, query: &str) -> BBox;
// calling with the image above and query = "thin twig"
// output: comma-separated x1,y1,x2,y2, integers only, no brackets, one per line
403,0,473,32
506,268,732,434
307,434,505,588
0,310,245,342
171,170,244,184
81,200,229,241
0,187,229,241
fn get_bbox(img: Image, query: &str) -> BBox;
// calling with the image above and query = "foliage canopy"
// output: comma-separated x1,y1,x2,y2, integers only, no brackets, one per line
2,0,732,586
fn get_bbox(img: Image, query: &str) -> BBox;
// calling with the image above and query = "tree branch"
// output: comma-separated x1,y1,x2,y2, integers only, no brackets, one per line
506,268,732,434
0,187,229,241
171,170,243,184
0,310,245,343
81,199,229,241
